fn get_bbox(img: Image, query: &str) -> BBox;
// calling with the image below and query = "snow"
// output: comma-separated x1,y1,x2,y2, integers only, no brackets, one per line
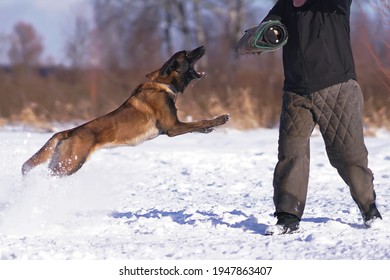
0,126,389,260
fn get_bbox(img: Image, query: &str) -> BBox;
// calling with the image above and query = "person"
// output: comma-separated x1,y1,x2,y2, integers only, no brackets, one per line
261,0,382,235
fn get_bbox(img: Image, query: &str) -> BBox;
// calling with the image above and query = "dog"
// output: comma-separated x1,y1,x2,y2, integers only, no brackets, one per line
22,46,229,176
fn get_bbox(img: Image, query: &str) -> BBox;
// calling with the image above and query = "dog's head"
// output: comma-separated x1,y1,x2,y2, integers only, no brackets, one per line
146,46,206,93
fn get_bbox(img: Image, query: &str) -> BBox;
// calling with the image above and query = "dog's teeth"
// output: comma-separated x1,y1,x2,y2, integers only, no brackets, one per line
197,72,206,79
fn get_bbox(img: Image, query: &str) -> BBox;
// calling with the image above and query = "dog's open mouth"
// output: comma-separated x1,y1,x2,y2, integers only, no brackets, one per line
193,64,206,79
190,46,206,79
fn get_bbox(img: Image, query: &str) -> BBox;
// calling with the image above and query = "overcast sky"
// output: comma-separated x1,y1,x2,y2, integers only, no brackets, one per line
0,0,92,64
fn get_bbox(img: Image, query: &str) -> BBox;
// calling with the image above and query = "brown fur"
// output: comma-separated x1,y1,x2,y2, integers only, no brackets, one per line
22,46,229,176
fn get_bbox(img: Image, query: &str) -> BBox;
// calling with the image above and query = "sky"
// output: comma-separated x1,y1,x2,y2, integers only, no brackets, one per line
0,0,92,65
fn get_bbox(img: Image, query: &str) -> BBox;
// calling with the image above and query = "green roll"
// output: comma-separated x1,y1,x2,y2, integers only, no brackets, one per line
236,20,288,55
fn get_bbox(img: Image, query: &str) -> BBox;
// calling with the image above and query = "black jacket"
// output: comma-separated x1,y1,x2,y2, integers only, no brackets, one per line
263,0,356,95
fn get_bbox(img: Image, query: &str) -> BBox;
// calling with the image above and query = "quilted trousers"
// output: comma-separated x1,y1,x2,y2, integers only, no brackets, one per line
273,79,376,219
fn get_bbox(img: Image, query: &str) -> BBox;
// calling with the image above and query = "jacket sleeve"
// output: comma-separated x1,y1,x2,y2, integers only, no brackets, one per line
261,0,284,23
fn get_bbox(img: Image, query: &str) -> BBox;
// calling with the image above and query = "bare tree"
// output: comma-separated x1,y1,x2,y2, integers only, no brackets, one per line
88,0,277,72
369,0,390,67
228,0,245,51
92,0,160,70
0,33,10,63
8,22,43,67
175,0,192,47
193,0,207,46
162,0,174,55
354,0,390,91
65,11,91,68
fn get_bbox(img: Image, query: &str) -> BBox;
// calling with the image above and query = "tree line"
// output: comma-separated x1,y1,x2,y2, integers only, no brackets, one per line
0,0,389,131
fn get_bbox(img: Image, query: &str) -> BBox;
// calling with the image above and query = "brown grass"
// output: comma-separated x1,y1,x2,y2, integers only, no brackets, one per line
0,51,389,132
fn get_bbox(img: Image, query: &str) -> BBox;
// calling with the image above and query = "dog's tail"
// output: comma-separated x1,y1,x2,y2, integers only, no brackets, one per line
22,132,66,175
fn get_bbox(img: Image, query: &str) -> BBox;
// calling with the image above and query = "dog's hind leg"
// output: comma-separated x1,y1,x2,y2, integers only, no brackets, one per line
22,132,67,175
48,133,95,176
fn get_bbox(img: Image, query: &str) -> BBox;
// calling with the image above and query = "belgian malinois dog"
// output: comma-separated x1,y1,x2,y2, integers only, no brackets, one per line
22,46,229,176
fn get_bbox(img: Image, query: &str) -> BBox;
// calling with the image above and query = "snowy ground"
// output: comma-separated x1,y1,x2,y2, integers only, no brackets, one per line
0,125,389,260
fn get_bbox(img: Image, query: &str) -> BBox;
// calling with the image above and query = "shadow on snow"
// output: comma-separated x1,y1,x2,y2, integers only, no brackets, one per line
110,209,268,234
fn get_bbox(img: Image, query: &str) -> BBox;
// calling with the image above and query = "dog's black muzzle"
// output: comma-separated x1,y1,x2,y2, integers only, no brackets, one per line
188,46,205,61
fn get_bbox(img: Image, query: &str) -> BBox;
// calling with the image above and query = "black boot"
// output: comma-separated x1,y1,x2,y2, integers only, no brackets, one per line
265,212,300,235
363,203,382,228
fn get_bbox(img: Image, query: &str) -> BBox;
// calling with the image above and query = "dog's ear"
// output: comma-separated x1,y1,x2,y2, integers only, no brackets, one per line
160,59,179,76
146,58,180,80
146,69,160,81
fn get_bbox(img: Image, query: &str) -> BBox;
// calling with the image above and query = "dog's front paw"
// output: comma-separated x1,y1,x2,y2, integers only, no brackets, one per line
215,114,230,125
199,127,215,134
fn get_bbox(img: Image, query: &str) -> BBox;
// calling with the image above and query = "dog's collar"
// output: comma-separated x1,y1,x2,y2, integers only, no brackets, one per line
161,83,178,94
160,83,179,101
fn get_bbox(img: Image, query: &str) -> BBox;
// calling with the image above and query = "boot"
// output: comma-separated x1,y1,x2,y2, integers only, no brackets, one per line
363,203,382,228
265,212,300,235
